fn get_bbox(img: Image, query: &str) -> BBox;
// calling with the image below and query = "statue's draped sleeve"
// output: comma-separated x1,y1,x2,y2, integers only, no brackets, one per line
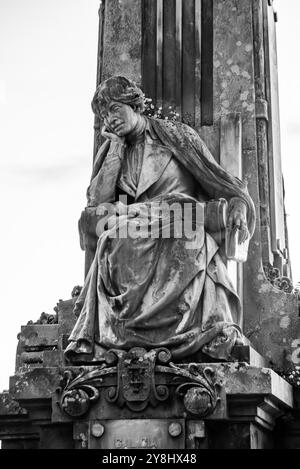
148,117,256,238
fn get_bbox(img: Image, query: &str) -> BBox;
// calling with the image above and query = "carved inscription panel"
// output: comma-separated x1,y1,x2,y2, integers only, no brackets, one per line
88,419,185,449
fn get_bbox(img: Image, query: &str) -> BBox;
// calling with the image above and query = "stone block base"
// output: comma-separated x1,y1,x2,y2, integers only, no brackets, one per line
0,346,295,449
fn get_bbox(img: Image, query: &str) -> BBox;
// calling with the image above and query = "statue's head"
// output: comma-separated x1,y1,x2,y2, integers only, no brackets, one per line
91,76,145,136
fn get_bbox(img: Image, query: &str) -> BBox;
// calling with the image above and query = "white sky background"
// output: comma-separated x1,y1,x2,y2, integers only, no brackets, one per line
0,0,299,391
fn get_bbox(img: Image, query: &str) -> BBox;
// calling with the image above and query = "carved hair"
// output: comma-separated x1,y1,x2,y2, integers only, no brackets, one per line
92,76,145,116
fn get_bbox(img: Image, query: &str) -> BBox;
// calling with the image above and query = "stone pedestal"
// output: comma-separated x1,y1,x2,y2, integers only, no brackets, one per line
0,300,295,449
0,357,294,449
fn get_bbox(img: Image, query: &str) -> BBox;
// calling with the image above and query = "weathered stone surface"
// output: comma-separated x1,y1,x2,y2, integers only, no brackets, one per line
274,389,300,449
186,420,207,449
7,358,293,426
244,280,300,369
231,345,267,367
213,0,256,122
86,419,185,449
43,350,65,367
10,368,59,401
18,325,59,351
51,361,293,426
56,298,77,351
0,393,27,416
15,298,76,371
264,0,285,254
1,359,296,449
219,363,293,408
101,0,142,83
52,354,227,423
18,352,44,366
57,299,77,336
16,324,59,371
205,421,273,449
39,424,73,449
211,0,299,368
0,392,40,449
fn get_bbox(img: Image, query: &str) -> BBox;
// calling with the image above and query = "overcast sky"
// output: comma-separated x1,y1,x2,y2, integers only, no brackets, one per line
0,0,299,391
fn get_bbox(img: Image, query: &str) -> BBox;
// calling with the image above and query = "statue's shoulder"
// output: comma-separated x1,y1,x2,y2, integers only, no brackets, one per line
147,116,217,165
147,116,199,141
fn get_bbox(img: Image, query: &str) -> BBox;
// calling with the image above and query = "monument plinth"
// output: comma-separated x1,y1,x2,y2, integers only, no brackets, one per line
0,296,294,449
1,0,300,450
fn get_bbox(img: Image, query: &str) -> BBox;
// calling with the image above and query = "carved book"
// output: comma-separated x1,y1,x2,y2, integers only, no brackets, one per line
205,199,249,262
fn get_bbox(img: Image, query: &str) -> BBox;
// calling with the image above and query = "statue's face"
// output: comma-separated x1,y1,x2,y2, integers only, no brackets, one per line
100,100,139,136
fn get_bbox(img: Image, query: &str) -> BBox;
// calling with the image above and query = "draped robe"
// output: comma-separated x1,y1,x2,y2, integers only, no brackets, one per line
65,117,255,362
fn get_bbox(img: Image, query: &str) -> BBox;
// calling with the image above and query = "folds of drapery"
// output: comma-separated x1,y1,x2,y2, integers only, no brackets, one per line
65,194,242,361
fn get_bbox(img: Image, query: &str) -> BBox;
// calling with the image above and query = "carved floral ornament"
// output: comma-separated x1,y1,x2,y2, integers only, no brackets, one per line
56,347,221,419
263,264,294,294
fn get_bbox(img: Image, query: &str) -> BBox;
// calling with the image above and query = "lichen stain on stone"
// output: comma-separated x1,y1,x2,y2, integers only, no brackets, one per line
241,70,251,79
217,368,226,381
258,282,271,294
240,91,249,101
292,349,300,365
214,0,255,118
279,316,291,329
120,52,130,62
220,362,239,374
0,394,27,415
288,339,300,364
227,362,248,375
230,65,240,75
292,339,300,348
215,61,254,117
79,433,88,448
236,363,248,372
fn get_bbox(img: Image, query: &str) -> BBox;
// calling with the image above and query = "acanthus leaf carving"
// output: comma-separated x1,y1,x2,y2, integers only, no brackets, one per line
263,264,294,293
56,348,222,419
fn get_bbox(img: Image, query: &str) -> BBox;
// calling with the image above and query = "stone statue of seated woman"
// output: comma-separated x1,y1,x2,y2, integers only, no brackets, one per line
65,76,256,363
